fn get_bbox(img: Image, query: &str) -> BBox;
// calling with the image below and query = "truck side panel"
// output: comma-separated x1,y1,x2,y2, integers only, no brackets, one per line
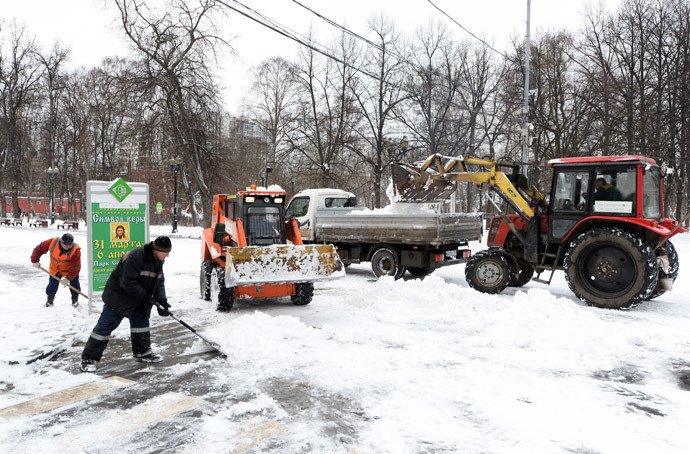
314,209,482,246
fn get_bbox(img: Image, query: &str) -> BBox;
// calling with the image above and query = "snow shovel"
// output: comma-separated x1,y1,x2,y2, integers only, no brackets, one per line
151,301,229,358
38,265,88,299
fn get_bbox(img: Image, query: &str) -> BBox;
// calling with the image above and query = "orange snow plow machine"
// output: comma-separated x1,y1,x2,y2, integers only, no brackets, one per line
200,187,344,311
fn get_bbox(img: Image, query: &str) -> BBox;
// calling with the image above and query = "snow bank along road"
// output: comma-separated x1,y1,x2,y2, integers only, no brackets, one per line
1,226,690,453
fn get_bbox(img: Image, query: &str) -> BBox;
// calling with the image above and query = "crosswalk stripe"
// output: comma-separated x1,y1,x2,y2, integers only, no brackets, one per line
14,392,206,453
0,376,135,419
231,417,288,454
182,417,287,454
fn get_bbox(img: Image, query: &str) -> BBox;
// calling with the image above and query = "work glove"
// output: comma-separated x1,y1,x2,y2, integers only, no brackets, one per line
32,262,40,268
156,300,171,317
60,277,70,287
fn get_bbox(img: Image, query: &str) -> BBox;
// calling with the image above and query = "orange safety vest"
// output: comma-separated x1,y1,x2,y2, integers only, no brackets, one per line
48,237,80,277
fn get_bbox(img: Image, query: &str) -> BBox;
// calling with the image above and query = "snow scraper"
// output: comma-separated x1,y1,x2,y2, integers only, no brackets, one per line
152,301,229,358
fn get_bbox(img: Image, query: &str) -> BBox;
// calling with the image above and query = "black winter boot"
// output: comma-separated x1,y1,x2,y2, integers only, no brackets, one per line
71,295,79,307
45,294,55,307
81,333,110,364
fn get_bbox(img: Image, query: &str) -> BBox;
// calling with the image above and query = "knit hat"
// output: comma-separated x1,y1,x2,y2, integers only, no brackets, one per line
60,233,74,246
153,236,172,252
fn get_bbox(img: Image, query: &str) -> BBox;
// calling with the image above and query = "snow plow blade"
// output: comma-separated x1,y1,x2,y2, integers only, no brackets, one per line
224,244,345,286
392,162,457,202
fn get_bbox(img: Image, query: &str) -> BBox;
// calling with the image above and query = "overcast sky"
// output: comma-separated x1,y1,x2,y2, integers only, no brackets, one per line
3,0,621,113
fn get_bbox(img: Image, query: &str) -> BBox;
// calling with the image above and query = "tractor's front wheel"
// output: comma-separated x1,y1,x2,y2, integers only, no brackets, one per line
564,228,658,309
465,249,512,294
210,266,235,311
200,260,214,301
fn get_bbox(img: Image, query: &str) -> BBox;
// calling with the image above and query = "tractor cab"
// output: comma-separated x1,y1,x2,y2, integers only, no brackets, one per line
547,156,663,242
237,187,287,246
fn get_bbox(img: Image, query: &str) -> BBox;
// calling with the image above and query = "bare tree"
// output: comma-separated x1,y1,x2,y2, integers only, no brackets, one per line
0,23,44,217
115,0,229,226
247,57,299,187
289,31,360,189
347,14,408,208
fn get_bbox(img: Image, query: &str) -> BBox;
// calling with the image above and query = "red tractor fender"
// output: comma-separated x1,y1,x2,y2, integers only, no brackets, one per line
562,216,688,244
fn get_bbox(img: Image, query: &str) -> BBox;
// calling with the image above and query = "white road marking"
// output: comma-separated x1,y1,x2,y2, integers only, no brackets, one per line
0,376,134,419
14,392,206,453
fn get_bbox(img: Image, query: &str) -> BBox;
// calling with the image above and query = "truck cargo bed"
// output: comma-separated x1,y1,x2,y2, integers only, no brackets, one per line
314,208,482,246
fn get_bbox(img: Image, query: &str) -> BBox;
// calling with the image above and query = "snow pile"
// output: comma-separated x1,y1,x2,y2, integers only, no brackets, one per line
2,227,690,453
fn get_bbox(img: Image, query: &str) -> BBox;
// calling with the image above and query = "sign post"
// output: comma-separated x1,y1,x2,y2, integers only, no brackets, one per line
86,178,149,313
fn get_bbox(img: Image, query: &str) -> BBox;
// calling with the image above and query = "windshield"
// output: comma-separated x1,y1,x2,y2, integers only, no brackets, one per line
285,197,309,218
642,168,662,219
247,206,282,245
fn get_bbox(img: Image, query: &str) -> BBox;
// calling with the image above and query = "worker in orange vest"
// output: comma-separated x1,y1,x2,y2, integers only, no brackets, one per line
30,233,81,307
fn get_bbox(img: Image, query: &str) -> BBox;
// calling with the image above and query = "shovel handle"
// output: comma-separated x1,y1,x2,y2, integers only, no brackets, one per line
38,265,88,299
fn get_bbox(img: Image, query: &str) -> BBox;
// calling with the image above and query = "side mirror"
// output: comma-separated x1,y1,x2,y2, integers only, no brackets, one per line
213,222,226,245
346,196,357,207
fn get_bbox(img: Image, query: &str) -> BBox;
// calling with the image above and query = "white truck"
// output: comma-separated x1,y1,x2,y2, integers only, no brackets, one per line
285,188,483,278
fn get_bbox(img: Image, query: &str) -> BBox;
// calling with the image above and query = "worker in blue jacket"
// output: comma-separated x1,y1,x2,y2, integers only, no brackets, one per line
80,236,172,373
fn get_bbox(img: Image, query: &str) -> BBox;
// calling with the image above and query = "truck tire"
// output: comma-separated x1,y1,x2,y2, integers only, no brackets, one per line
647,240,679,300
200,260,214,301
465,249,512,294
371,247,405,280
210,266,235,311
509,259,534,287
564,228,658,309
291,282,314,305
407,266,433,278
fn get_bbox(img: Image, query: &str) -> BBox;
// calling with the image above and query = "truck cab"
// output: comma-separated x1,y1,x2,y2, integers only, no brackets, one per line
285,188,356,241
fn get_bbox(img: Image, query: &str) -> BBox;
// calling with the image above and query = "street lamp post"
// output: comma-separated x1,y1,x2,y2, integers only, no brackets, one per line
170,160,182,233
46,167,59,225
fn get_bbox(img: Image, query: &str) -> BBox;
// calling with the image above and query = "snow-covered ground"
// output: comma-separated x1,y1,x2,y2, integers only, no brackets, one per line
1,223,690,453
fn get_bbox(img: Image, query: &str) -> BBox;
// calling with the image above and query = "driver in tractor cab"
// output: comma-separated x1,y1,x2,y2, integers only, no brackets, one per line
594,177,623,201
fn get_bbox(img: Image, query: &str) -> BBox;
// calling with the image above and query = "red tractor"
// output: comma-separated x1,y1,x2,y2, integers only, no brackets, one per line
393,154,686,309
200,186,344,311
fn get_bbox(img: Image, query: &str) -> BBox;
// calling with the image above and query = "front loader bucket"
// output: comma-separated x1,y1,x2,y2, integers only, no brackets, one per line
391,163,457,202
224,244,345,287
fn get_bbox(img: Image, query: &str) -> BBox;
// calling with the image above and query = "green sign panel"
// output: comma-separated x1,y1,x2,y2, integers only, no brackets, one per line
90,202,147,292
108,178,133,202
156,201,163,213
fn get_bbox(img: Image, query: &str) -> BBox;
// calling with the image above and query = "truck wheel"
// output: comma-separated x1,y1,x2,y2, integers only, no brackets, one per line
647,240,679,300
371,247,404,280
200,260,214,301
407,266,433,278
465,250,511,294
564,228,658,309
291,282,314,305
509,260,534,287
210,266,235,311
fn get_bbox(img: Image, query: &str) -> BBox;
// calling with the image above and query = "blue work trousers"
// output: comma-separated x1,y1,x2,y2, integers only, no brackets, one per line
46,274,81,298
92,304,150,337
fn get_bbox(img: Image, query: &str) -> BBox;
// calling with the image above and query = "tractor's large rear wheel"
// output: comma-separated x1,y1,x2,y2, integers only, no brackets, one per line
564,228,658,309
200,260,214,301
647,240,679,300
465,249,512,294
210,266,235,312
